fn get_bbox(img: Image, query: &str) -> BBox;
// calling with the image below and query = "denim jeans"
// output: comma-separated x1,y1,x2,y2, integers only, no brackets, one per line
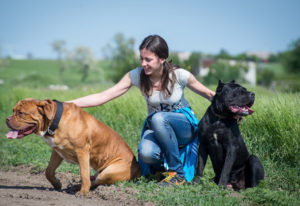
138,112,194,175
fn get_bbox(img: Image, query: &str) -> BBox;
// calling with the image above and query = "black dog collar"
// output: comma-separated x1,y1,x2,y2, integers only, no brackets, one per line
46,100,63,136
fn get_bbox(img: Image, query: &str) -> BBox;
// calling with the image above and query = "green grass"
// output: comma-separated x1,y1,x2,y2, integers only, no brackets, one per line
0,59,108,88
0,59,300,205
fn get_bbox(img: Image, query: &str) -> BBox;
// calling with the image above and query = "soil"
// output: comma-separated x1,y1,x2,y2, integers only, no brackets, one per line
0,165,154,206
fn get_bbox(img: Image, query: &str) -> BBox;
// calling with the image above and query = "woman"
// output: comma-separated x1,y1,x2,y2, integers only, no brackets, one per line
67,35,215,186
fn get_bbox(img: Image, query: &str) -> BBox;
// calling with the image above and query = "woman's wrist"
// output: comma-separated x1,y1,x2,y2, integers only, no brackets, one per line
209,91,215,101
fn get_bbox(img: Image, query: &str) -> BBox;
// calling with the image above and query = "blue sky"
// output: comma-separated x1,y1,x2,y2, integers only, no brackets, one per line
1,0,300,59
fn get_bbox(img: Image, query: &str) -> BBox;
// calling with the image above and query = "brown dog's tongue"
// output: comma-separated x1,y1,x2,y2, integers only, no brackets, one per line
6,130,18,139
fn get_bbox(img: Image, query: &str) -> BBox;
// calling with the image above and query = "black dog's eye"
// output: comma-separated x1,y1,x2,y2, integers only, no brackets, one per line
236,87,246,93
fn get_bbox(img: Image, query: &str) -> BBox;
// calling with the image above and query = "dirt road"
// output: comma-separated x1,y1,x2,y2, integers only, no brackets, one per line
0,165,153,206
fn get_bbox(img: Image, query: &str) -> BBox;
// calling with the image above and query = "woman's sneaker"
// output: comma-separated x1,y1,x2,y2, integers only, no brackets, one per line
158,171,186,186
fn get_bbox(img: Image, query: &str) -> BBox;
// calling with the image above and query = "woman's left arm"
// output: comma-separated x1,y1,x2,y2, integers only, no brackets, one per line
187,74,215,101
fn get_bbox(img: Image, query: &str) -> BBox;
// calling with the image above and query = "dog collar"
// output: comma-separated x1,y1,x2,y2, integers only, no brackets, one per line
210,106,226,119
210,106,238,125
46,100,63,136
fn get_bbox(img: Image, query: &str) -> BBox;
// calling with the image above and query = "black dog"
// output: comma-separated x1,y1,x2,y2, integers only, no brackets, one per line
196,80,264,190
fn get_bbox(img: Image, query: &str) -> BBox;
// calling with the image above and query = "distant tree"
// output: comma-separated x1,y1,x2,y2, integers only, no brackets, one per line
182,52,202,74
268,53,279,63
27,52,34,59
102,33,139,82
168,53,182,67
203,61,247,85
235,53,247,61
281,37,300,73
215,49,231,59
52,40,67,80
72,46,95,82
246,55,260,62
234,52,260,62
52,40,66,60
257,68,275,87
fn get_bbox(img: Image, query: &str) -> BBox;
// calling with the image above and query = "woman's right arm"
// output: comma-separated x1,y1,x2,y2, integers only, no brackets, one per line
66,72,132,108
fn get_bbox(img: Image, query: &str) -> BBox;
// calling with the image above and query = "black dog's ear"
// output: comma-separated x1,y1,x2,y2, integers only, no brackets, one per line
216,80,224,93
230,80,235,84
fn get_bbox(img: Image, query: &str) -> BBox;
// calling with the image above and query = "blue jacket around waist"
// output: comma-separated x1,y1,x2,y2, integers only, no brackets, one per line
138,107,199,182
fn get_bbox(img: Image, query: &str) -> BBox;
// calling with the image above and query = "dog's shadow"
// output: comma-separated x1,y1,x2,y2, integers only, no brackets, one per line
0,183,83,195
64,182,82,194
0,184,57,191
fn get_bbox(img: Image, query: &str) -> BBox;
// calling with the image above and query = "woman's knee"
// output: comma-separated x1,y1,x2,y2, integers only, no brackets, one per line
151,112,168,128
138,139,161,164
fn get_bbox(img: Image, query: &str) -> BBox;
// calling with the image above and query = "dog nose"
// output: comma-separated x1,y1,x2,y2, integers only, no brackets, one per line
6,116,11,124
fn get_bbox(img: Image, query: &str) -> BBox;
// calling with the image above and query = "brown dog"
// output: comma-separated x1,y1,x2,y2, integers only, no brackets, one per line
6,99,141,195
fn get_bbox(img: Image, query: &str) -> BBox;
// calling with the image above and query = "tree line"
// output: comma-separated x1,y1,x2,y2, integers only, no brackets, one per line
50,33,300,87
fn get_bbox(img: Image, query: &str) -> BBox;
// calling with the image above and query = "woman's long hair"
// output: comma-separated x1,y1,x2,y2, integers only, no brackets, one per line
139,35,178,97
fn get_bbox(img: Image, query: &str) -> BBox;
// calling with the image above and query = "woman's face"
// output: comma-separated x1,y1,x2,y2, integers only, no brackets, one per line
140,48,165,76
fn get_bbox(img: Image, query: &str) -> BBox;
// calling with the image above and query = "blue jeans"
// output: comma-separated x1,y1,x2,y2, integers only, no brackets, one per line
138,112,194,175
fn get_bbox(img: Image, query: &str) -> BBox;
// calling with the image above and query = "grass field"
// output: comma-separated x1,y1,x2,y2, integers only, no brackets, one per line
0,60,300,205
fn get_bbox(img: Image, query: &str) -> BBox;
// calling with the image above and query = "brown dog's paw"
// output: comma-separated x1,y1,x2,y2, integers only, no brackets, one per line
52,179,62,190
75,189,90,197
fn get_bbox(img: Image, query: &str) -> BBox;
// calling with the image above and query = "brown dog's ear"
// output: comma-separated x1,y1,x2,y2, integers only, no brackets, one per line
37,99,55,121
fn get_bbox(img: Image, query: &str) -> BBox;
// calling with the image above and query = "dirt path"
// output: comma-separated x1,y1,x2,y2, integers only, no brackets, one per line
0,165,153,206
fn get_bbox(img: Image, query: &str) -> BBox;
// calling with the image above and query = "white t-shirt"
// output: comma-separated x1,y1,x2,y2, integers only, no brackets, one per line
129,67,191,114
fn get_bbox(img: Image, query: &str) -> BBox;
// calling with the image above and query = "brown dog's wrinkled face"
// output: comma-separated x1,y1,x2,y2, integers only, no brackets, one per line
6,99,55,139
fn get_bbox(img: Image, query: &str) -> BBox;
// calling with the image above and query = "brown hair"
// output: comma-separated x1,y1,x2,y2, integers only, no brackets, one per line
139,35,178,97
